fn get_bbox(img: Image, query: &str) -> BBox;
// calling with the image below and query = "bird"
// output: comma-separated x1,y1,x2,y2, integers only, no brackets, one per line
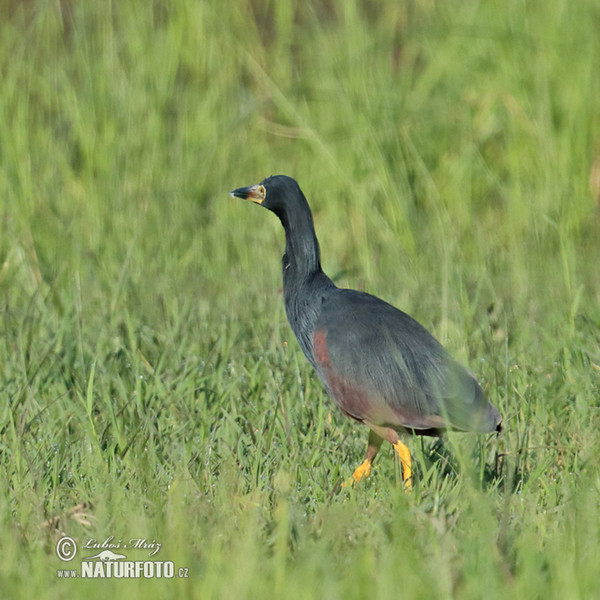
230,175,502,489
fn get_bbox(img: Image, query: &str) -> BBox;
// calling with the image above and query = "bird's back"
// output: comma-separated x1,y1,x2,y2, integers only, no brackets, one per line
311,289,501,434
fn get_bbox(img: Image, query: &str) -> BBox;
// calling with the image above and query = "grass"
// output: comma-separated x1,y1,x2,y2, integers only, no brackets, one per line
1,0,600,597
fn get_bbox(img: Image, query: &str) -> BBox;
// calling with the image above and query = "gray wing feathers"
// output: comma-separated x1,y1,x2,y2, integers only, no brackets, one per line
316,290,496,432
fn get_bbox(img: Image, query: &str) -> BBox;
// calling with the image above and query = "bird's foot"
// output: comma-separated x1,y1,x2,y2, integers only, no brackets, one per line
341,458,372,487
393,441,413,491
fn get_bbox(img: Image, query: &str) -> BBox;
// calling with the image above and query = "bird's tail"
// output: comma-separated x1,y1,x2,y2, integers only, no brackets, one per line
487,403,503,433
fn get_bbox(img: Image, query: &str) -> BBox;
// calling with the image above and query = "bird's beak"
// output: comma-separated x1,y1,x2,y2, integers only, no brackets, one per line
229,184,266,205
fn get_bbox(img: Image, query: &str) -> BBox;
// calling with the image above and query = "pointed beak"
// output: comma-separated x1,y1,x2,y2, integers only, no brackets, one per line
229,184,266,204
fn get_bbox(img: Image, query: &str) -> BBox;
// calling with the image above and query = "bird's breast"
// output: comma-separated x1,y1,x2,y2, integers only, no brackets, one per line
313,330,331,368
312,328,386,423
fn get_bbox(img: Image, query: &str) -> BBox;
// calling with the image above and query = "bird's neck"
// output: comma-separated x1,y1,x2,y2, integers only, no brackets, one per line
280,213,335,365
280,211,322,282
270,203,336,366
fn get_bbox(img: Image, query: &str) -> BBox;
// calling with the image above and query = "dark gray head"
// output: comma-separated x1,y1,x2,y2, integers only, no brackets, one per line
230,174,325,283
229,175,310,222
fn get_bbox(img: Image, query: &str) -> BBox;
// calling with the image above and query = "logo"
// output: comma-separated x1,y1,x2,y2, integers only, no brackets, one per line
84,550,127,561
56,536,77,562
55,535,189,579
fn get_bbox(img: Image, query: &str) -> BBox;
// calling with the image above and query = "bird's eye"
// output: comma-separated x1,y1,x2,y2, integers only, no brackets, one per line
258,185,266,198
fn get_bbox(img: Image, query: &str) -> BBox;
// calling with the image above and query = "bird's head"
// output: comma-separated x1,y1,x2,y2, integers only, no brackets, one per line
229,175,307,218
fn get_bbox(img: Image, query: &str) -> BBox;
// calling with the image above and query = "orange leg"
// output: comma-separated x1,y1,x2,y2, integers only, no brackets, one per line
365,422,412,489
342,425,413,490
393,440,413,490
346,457,372,485
342,430,384,487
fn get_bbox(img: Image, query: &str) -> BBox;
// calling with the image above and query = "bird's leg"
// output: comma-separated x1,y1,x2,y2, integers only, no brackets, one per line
363,422,413,490
342,429,384,487
393,440,412,490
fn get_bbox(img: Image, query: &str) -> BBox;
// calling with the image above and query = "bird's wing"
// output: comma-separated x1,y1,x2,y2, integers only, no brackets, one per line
312,289,494,432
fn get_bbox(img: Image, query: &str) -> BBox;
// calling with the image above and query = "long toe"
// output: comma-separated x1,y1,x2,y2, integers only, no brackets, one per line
341,458,372,487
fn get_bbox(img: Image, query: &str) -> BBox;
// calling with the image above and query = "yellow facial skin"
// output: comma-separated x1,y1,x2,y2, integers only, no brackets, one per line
229,183,266,204
246,184,266,204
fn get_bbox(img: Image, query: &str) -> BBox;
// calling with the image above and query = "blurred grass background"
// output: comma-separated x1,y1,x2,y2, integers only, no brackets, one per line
1,0,599,597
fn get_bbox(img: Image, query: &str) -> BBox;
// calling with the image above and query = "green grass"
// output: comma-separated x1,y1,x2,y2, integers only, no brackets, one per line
1,0,600,597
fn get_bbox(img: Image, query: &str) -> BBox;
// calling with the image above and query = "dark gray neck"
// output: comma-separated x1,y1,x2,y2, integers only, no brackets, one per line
280,210,321,279
278,212,336,365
